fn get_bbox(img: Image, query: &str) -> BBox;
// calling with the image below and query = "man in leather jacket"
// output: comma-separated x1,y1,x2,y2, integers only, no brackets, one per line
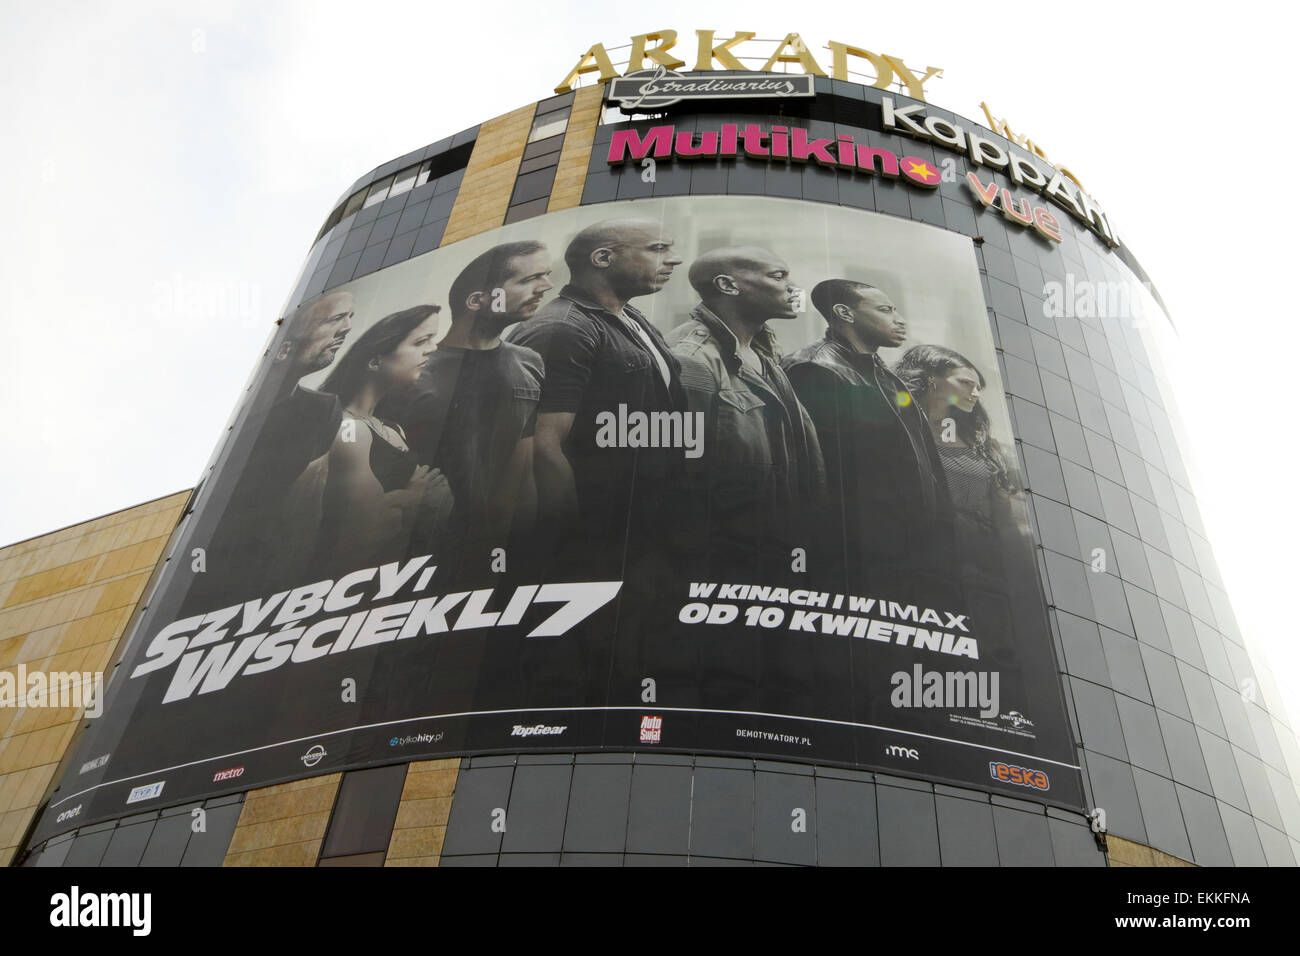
667,247,824,573
782,278,953,588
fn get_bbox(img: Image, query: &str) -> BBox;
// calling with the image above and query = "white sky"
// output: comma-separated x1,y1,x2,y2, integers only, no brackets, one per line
2,1,1297,728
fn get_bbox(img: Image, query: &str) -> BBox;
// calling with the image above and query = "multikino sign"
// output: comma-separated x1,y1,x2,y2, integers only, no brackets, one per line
608,122,944,189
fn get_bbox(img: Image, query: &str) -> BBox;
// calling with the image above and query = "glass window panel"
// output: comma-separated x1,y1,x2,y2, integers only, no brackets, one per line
992,806,1053,866
342,190,366,219
442,766,514,857
362,175,395,207
690,768,754,861
528,107,570,143
1082,751,1145,845
1048,817,1105,866
754,771,816,866
626,764,692,855
182,802,243,866
501,764,572,854
389,163,420,197
563,764,631,853
935,794,997,866
1175,784,1232,866
100,820,155,867
321,764,406,860
877,784,939,865
814,776,877,866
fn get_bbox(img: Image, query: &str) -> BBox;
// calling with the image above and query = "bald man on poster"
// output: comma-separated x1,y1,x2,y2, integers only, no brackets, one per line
505,217,687,573
666,246,824,569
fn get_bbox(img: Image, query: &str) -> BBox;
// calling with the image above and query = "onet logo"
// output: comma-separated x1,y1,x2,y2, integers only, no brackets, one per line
56,804,83,823
301,745,327,767
884,745,919,760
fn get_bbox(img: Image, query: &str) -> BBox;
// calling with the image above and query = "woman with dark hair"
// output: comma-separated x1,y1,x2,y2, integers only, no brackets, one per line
314,305,453,573
894,344,1021,551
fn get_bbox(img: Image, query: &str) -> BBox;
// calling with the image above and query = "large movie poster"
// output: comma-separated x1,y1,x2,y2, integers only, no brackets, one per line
37,197,1083,839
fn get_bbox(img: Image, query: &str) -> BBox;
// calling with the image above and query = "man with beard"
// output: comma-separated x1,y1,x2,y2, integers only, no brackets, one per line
376,241,551,569
666,247,824,572
188,290,353,609
782,279,952,587
505,218,685,574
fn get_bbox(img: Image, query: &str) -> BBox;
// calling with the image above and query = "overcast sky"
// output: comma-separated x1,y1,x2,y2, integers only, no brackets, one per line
2,1,1297,724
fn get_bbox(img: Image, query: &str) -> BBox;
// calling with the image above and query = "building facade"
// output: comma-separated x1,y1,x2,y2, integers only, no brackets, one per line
5,63,1299,867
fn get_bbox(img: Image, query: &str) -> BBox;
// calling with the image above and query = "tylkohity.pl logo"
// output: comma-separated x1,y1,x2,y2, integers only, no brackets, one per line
390,732,445,747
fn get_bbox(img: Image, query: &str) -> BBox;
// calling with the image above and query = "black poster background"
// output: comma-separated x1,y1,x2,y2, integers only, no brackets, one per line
33,197,1084,843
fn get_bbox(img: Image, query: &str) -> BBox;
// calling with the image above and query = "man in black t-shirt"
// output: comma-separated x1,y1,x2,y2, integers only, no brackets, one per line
377,241,551,573
504,219,687,575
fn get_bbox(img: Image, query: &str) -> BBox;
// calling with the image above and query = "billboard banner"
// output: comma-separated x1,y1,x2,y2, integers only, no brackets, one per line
37,196,1083,839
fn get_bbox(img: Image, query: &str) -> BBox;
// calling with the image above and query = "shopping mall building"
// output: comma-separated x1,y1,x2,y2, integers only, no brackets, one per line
3,32,1298,867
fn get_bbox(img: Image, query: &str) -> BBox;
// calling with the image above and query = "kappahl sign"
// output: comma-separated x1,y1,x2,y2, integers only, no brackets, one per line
609,66,815,110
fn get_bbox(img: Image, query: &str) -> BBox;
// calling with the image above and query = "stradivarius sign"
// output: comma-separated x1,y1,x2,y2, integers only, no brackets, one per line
609,66,815,110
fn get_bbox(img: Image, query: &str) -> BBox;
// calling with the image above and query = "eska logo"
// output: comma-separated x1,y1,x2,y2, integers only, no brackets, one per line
988,761,1049,791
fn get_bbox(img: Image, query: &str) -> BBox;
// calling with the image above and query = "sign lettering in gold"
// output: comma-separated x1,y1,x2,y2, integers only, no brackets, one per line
555,30,943,101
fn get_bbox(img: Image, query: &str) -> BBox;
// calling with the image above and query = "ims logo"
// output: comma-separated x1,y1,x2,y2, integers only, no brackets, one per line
639,715,662,743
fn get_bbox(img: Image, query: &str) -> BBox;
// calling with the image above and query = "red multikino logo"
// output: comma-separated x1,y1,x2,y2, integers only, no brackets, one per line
607,123,941,188
639,715,663,743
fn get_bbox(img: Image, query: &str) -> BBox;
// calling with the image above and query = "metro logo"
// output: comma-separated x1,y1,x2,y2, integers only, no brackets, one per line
988,761,1049,791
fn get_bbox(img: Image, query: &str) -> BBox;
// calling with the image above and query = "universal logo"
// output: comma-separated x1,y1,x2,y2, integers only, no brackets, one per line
1000,711,1035,730
301,744,327,767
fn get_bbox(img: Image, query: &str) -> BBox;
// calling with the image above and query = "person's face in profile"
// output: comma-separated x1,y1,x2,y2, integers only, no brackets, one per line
608,229,682,297
850,288,907,348
377,315,439,388
297,292,354,372
933,365,982,413
732,254,800,320
499,249,554,320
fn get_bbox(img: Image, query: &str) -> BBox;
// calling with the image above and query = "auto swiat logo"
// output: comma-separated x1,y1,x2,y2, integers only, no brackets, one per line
988,761,1049,791
640,715,662,743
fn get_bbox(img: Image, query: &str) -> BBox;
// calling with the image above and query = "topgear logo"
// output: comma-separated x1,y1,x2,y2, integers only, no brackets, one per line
511,724,566,738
